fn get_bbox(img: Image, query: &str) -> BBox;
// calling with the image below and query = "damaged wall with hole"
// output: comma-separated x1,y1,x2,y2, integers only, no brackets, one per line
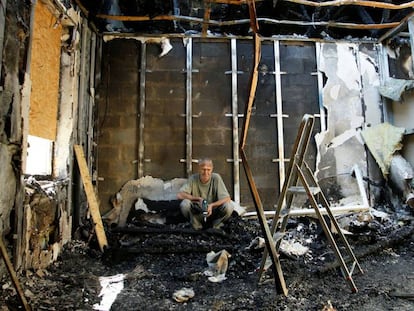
316,43,383,205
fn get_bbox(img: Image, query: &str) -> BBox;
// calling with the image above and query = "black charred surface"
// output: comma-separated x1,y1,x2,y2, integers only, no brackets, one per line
2,205,414,310
77,0,413,39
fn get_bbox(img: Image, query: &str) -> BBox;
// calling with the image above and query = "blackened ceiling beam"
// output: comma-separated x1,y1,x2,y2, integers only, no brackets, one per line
73,0,414,40
379,11,414,42
88,12,401,31
247,0,259,32
285,0,414,10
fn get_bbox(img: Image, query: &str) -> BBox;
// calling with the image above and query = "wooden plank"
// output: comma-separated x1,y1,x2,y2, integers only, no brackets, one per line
240,33,260,149
202,1,211,37
241,149,288,296
285,0,414,10
0,237,32,311
74,145,108,251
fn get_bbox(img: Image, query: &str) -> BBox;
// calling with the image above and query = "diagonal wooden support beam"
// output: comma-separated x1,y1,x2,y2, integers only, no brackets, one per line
240,33,260,149
0,237,31,310
239,32,287,296
241,150,288,295
247,0,259,33
202,0,211,37
74,145,108,252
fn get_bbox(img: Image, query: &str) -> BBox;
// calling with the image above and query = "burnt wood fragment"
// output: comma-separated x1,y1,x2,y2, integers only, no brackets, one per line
111,226,230,238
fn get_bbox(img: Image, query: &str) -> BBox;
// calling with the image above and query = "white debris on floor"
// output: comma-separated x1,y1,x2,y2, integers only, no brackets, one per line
172,287,195,303
204,249,231,283
93,274,125,311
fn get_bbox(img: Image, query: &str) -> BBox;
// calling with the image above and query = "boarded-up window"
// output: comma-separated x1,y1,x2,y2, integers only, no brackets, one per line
30,2,61,140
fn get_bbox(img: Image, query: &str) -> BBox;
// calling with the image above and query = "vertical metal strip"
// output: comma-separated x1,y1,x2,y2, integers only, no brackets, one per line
354,44,372,203
378,44,390,123
78,20,89,147
315,42,326,131
186,38,193,176
138,43,146,178
231,38,240,203
274,40,285,190
0,0,7,83
408,17,414,78
87,32,96,172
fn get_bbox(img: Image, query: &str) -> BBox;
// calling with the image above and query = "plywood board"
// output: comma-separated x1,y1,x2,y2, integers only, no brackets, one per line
74,145,108,251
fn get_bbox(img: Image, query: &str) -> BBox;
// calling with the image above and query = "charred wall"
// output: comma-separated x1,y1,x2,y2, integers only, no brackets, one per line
0,0,31,274
96,39,141,214
1,0,87,275
96,38,320,213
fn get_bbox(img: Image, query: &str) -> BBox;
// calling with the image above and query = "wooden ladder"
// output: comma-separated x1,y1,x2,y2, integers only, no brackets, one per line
257,114,364,293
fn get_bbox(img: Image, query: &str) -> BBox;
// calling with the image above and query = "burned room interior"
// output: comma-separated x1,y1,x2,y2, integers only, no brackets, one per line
1,0,414,310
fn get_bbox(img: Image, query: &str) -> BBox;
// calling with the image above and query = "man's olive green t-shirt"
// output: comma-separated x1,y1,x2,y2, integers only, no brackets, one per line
179,173,230,203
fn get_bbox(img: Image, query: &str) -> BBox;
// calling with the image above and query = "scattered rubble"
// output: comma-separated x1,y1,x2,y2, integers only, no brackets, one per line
1,200,413,310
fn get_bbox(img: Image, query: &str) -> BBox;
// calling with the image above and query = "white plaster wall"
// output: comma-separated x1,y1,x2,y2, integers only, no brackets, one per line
359,44,383,127
392,92,414,168
54,50,79,179
317,42,382,198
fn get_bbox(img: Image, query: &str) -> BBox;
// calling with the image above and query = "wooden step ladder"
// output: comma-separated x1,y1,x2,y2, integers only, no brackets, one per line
257,114,364,293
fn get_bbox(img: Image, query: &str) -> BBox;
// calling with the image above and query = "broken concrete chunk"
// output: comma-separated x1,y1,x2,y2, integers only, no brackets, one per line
108,176,187,227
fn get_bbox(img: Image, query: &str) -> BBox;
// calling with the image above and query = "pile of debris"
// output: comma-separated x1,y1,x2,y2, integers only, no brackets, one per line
1,200,413,310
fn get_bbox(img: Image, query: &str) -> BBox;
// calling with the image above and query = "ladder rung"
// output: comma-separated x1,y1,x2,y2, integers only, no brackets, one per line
288,186,321,195
349,261,357,275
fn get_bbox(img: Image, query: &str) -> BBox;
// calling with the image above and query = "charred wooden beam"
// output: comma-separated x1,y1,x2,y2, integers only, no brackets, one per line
318,224,414,273
247,0,259,33
0,237,31,311
284,0,414,10
74,145,108,252
111,226,230,238
211,0,264,4
357,6,380,36
379,11,414,42
202,1,212,37
111,244,234,255
91,14,400,31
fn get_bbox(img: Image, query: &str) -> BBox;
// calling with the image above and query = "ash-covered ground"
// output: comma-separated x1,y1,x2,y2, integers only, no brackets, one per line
1,204,414,311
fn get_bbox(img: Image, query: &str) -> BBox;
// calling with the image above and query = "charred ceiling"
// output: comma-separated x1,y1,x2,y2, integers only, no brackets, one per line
73,0,414,40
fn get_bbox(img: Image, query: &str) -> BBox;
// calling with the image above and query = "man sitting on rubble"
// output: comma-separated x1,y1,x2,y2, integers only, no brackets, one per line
177,158,234,230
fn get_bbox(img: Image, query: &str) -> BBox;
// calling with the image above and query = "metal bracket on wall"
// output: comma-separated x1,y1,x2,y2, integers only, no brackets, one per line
180,159,199,163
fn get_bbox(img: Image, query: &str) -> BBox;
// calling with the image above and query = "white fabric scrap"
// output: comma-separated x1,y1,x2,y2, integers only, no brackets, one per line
208,274,227,283
93,274,125,311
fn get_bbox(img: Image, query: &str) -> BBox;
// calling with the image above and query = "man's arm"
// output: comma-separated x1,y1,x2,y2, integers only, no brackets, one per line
177,191,203,202
210,196,231,208
206,196,231,216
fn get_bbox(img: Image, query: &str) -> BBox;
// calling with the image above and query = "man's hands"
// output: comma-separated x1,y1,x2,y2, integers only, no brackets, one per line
207,204,213,216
